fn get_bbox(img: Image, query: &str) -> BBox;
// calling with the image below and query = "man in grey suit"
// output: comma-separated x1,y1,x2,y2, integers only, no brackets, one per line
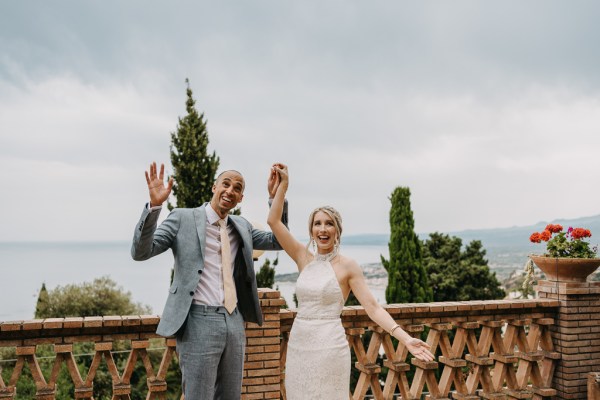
131,162,288,399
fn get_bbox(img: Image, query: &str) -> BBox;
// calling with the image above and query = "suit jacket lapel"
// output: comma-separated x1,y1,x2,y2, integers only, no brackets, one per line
230,217,252,270
193,205,207,262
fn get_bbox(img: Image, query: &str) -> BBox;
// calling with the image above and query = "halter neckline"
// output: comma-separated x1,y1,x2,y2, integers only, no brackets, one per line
314,248,338,262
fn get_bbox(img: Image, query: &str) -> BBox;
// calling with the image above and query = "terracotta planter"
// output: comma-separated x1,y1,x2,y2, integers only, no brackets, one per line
529,255,600,282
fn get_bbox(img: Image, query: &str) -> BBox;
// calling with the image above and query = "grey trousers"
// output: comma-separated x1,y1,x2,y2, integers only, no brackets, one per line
176,304,246,400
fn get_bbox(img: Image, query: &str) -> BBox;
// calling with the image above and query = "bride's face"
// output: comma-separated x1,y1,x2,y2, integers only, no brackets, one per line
311,211,338,253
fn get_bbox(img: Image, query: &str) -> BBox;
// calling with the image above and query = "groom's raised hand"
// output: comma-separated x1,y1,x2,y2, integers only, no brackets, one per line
145,162,173,207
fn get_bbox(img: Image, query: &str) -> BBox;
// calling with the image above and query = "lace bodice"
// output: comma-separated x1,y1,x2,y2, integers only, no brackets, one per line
285,257,350,399
295,258,344,320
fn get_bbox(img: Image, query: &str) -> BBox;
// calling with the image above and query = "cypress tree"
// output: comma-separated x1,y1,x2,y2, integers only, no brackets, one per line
34,282,49,318
381,187,432,304
168,78,220,210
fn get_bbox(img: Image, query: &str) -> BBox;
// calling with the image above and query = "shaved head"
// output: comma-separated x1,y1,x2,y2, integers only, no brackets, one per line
216,170,245,190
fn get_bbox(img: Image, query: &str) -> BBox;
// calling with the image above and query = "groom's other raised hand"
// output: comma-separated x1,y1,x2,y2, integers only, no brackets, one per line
145,162,173,207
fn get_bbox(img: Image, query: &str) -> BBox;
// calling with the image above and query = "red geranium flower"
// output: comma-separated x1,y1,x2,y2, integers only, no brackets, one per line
530,232,542,243
545,224,563,233
571,228,592,240
540,230,552,241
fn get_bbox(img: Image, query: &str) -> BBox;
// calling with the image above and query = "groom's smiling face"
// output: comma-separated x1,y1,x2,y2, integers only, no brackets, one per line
210,171,245,217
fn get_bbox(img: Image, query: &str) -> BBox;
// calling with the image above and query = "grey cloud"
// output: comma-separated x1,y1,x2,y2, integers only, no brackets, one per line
2,1,600,240
4,1,600,91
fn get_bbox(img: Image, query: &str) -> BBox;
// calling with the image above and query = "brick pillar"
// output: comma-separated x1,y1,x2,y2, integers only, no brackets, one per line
242,288,284,400
536,280,600,399
589,372,600,400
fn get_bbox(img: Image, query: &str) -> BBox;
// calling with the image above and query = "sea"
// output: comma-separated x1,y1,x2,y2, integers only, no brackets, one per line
0,242,388,322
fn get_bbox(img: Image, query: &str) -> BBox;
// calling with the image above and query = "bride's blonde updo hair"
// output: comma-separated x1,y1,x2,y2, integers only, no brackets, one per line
307,206,343,248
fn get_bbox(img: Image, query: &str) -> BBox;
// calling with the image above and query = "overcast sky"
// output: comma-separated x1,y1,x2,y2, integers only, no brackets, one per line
2,1,600,242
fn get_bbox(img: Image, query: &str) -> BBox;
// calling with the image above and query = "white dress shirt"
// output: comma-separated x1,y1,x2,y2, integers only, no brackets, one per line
192,204,240,306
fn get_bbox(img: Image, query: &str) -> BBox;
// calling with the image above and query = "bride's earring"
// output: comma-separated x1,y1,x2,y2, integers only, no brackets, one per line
334,237,340,255
311,238,316,252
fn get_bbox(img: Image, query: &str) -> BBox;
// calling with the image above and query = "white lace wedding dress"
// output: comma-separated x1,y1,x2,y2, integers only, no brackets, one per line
285,255,350,400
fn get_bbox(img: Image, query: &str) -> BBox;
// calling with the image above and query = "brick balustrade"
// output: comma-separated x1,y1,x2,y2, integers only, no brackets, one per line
1,286,599,399
0,290,283,400
283,297,561,400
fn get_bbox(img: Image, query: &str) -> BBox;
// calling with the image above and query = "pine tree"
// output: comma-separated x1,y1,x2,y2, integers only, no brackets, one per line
168,78,220,210
381,187,432,304
422,233,506,301
256,256,278,289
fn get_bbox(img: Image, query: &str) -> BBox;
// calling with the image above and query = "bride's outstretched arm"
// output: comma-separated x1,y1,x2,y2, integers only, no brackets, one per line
347,260,435,362
267,164,308,269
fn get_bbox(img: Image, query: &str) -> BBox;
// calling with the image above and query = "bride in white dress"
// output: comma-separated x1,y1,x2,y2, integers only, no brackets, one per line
267,164,435,400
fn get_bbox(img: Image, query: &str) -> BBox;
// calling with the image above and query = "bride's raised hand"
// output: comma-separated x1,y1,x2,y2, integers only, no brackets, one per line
405,338,435,362
272,163,289,188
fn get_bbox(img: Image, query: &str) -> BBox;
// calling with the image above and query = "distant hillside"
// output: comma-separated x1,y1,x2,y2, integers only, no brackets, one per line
344,214,600,247
340,214,600,280
445,214,600,248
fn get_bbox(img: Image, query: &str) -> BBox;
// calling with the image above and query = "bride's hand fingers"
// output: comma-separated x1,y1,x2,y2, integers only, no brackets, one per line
423,349,434,361
412,345,434,361
276,166,288,176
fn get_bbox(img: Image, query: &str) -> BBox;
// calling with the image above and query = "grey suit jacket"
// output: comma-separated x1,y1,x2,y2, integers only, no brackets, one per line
131,201,288,337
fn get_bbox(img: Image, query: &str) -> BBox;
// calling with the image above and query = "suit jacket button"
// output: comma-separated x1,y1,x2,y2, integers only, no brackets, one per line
198,270,202,274
189,291,194,296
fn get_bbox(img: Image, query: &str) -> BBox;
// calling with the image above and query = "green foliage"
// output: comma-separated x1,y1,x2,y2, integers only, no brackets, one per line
381,187,433,304
34,276,150,318
256,256,278,289
168,78,220,210
344,291,359,306
422,233,506,301
519,260,538,298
